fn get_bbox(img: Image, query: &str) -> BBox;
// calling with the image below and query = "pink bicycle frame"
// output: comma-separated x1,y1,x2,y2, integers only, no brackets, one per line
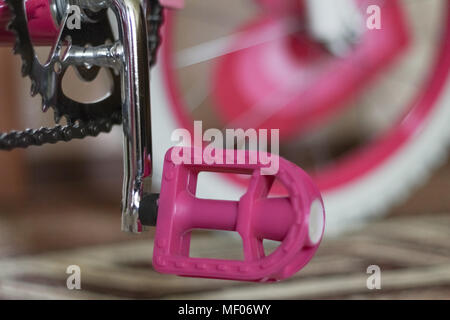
0,0,184,45
0,0,57,45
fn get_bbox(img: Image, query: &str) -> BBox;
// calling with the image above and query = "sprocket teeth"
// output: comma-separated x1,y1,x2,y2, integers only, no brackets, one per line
30,81,38,97
41,97,50,112
21,62,29,77
5,0,122,127
7,20,16,32
65,115,74,126
42,104,50,113
54,112,62,124
13,43,23,56
13,42,19,54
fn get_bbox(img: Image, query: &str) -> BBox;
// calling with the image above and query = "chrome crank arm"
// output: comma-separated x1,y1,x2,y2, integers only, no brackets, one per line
110,0,153,233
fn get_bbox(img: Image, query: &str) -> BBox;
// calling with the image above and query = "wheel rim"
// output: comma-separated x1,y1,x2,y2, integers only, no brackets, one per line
160,0,450,193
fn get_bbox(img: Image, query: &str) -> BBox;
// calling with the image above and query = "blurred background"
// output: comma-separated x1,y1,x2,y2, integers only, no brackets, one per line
0,0,449,299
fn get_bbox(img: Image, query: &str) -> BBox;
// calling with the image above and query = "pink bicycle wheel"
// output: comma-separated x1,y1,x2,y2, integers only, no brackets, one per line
153,0,450,234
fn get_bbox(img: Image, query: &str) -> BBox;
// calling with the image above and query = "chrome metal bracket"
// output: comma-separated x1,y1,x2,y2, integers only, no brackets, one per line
108,0,153,233
51,0,155,233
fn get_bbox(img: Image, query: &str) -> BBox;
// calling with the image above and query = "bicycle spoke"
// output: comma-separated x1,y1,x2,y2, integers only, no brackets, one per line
175,19,303,68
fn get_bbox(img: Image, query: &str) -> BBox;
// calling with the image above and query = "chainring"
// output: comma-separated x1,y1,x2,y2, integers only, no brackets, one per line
0,0,164,151
6,0,122,124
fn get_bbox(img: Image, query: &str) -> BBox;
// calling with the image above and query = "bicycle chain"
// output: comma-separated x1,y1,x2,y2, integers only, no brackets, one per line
0,0,164,151
0,113,121,150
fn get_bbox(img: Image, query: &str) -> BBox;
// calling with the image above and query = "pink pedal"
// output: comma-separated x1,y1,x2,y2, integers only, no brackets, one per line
153,147,325,282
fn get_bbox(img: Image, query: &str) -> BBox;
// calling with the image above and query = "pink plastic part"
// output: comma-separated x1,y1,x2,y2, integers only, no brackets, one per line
159,0,185,9
0,0,58,46
153,147,325,282
0,0,183,45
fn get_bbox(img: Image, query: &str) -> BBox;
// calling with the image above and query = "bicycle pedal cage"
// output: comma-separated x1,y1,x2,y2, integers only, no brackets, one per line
151,147,325,282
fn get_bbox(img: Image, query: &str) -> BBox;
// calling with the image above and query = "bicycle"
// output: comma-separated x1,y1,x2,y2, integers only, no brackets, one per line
0,0,325,282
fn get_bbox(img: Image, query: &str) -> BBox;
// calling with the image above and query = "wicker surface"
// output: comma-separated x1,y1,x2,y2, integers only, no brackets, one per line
0,214,449,299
